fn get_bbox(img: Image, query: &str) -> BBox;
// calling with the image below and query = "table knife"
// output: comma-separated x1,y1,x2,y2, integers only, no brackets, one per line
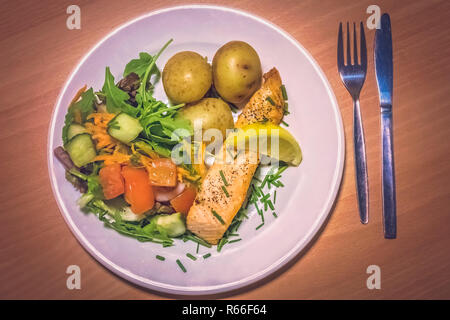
374,13,397,239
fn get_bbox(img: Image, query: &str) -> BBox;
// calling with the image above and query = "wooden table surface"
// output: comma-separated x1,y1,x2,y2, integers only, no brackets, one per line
1,0,449,300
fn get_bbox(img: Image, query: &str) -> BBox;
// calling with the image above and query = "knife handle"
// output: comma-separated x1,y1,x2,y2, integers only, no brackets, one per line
381,111,397,238
353,99,369,224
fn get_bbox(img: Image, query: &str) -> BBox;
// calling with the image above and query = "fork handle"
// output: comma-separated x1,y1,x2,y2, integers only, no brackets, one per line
353,99,369,224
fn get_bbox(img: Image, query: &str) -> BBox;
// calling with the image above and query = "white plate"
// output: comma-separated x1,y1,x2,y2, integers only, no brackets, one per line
48,5,344,295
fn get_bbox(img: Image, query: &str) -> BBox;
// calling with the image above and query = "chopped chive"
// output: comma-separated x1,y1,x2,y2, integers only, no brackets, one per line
155,255,165,261
281,85,288,100
245,195,252,209
255,202,265,223
186,253,197,261
276,165,288,175
234,220,243,232
281,120,289,127
270,174,281,182
273,212,278,218
196,242,199,254
176,259,187,273
203,253,212,259
260,176,269,189
219,170,229,186
261,167,275,188
184,234,212,248
270,180,279,187
255,223,265,230
261,193,270,202
266,96,276,106
283,102,290,115
217,238,228,252
250,192,259,203
228,233,240,237
211,209,225,225
264,201,268,212
267,199,275,211
228,238,242,244
274,190,277,204
251,184,261,197
256,186,263,197
221,185,230,197
271,180,285,188
254,202,262,216
240,209,249,219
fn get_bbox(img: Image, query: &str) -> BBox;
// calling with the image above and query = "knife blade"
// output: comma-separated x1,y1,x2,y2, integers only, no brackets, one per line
374,13,397,239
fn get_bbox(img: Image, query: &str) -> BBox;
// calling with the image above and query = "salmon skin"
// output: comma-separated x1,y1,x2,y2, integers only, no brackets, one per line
186,68,285,244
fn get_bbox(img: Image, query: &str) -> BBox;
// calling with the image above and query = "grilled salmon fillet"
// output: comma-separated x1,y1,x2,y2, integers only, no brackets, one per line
186,148,258,244
235,68,285,127
186,68,285,244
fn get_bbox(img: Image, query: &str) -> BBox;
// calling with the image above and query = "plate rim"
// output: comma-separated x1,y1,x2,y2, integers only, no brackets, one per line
47,4,345,295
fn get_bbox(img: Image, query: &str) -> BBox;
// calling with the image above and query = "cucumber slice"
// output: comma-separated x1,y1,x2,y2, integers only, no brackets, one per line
67,124,87,140
154,213,186,237
66,134,97,167
108,113,143,144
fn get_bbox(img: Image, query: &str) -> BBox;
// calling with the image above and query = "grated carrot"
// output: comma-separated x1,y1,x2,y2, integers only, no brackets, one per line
93,147,131,166
136,153,152,170
85,113,120,151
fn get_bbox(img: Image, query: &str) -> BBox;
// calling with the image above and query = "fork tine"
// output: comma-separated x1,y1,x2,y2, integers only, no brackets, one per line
346,22,351,65
360,21,367,70
353,22,358,65
337,22,344,69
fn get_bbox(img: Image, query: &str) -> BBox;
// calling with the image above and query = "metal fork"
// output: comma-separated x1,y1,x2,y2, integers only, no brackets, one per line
337,22,369,224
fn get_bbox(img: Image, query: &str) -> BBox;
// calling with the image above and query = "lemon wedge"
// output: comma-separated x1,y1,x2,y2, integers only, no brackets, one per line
225,122,302,166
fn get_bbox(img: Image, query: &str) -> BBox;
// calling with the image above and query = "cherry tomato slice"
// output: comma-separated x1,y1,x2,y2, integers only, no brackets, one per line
121,166,155,214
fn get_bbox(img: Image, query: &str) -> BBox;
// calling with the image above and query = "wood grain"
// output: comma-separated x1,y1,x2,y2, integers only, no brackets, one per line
0,0,449,299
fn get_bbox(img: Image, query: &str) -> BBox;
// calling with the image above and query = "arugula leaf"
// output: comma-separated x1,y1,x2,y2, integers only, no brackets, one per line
139,103,192,149
102,67,138,116
136,40,173,108
86,199,174,246
62,88,96,145
87,175,104,199
71,88,96,120
68,167,104,200
134,138,176,159
126,40,194,158
124,52,160,80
